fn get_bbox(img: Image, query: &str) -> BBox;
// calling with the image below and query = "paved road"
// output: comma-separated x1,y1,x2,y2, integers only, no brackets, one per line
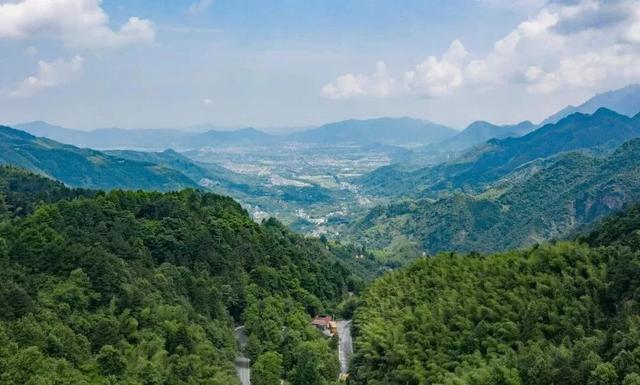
235,357,250,385
336,320,353,374
234,326,250,385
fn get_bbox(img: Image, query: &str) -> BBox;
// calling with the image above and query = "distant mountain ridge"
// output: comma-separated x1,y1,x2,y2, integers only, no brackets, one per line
542,84,640,125
0,125,197,191
0,124,345,223
15,117,457,149
286,117,457,146
349,136,640,257
186,127,275,147
13,84,640,152
15,121,274,150
435,120,536,152
358,108,640,198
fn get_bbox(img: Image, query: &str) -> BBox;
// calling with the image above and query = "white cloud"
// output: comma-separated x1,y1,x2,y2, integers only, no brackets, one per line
321,62,395,100
323,0,640,100
188,0,214,15
626,1,640,43
466,0,640,93
405,40,468,97
8,56,84,98
0,0,155,49
202,98,213,105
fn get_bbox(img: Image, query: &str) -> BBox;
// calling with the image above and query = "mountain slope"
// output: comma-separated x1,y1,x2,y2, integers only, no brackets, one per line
0,125,197,191
351,206,640,385
15,121,275,150
17,117,455,149
287,117,457,146
15,121,189,150
436,120,536,152
443,108,640,189
543,84,640,124
104,148,273,198
350,138,640,257
358,108,640,198
0,166,95,217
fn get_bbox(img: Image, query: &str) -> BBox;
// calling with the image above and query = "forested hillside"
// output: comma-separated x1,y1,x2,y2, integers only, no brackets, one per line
0,125,197,191
358,109,640,198
349,136,640,260
104,149,271,199
0,166,360,384
350,202,640,385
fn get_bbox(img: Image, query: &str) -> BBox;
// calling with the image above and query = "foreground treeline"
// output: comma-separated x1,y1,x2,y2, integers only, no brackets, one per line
351,203,640,385
0,166,357,384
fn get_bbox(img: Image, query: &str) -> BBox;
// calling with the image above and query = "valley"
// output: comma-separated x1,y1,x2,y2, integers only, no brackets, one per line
4,2,640,384
2,84,640,385
6,84,640,252
183,141,392,234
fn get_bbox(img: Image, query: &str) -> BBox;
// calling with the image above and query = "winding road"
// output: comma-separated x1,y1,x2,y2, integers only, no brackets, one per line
234,326,250,385
336,320,353,375
233,321,352,384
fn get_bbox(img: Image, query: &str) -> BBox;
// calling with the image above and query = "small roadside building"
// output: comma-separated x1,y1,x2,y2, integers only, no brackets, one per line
312,315,337,336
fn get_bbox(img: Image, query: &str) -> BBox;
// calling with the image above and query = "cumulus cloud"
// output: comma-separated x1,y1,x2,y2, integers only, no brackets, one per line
405,40,468,97
323,0,640,100
7,56,84,98
321,62,395,100
188,0,214,15
467,0,640,93
0,0,155,49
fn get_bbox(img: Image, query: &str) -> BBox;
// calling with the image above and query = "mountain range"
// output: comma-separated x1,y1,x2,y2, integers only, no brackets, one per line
12,84,640,155
15,117,458,150
350,136,640,259
436,120,537,152
287,117,457,146
14,121,275,151
542,83,640,125
420,83,640,160
0,125,198,191
357,108,640,198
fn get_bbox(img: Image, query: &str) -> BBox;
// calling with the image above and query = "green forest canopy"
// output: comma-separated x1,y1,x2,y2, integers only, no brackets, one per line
0,166,360,385
350,202,640,385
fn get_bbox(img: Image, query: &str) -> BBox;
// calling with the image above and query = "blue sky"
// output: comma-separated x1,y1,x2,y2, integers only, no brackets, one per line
1,0,639,130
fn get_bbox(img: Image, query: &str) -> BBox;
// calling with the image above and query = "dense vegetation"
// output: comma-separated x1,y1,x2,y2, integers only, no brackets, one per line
0,166,359,384
349,136,640,260
350,202,640,385
358,109,640,198
0,125,200,192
